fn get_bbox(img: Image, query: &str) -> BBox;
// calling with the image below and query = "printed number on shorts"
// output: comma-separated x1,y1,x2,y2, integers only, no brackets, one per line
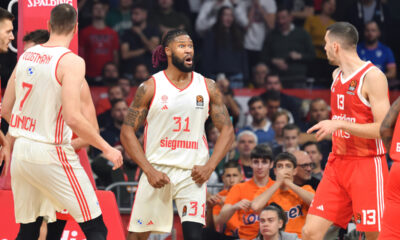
173,116,190,132
337,94,344,110
362,209,376,225
19,82,33,110
188,201,205,218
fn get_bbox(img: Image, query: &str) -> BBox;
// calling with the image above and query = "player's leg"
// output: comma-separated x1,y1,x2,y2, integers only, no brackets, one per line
78,215,108,240
15,217,44,240
303,155,354,240
127,232,151,240
182,222,203,240
46,219,67,240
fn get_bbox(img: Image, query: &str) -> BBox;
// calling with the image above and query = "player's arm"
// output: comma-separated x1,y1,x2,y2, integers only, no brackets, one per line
284,181,314,205
59,54,122,169
380,97,400,151
71,79,99,150
120,79,170,188
191,79,235,184
251,182,281,212
2,65,16,123
308,68,390,140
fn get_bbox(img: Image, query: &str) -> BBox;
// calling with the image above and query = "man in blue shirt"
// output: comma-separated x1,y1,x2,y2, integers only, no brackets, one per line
357,21,396,79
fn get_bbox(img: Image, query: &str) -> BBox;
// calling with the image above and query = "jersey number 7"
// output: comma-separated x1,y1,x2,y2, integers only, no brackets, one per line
19,82,33,111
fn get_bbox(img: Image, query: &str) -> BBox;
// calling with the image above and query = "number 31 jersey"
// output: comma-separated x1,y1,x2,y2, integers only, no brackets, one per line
330,61,386,156
144,71,210,169
9,45,73,145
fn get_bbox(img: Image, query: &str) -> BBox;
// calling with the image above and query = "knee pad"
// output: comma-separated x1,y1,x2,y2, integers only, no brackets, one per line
182,221,203,240
78,215,108,240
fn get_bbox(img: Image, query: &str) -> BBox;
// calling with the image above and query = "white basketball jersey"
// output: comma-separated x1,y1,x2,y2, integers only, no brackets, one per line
9,45,73,145
145,71,210,169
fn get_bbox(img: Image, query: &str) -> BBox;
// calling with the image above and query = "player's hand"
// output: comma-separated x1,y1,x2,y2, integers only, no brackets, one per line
207,194,223,207
146,168,170,188
0,144,11,177
307,120,342,141
233,199,251,211
103,147,123,170
191,164,214,185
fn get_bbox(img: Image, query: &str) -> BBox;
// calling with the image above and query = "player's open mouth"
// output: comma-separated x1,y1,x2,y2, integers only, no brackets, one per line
184,56,193,65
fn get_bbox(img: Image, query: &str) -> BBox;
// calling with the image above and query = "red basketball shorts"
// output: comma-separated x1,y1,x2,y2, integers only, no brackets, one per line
309,154,388,232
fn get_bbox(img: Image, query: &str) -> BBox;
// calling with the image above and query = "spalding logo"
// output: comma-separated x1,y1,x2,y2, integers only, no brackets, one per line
27,0,73,8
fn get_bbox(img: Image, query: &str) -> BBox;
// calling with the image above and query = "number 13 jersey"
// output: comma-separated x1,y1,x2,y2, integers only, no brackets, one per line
144,71,210,169
9,45,73,145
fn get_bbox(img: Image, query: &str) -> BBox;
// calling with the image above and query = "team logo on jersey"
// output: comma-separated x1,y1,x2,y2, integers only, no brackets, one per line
348,80,357,91
182,205,187,217
26,66,35,76
161,95,168,103
196,95,204,108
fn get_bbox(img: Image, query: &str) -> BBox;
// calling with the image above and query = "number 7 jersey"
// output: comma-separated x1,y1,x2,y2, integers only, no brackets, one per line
9,45,73,145
330,61,386,156
144,71,210,169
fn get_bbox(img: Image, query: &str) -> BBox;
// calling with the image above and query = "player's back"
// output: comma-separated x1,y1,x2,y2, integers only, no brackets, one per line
9,44,73,145
330,61,386,156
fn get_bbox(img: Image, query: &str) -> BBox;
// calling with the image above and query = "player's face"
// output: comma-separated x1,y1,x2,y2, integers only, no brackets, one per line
222,168,242,189
324,32,338,66
0,19,14,53
283,129,299,149
310,101,330,123
251,158,272,179
304,144,323,165
249,101,267,123
259,210,282,238
273,115,288,136
170,35,194,73
237,134,257,157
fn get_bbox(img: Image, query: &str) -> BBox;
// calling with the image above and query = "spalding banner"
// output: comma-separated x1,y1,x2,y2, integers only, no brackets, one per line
18,0,78,57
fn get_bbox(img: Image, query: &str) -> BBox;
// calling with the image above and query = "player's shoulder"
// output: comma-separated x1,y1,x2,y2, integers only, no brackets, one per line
134,77,155,102
332,68,341,79
58,51,84,67
364,64,386,82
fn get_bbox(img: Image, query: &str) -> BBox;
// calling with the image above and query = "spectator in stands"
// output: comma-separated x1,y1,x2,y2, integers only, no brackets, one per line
195,0,233,36
216,74,241,126
120,3,160,77
304,0,336,86
262,90,292,123
132,63,150,86
102,61,119,79
22,29,49,51
117,77,132,102
273,124,300,156
261,7,315,86
202,6,248,88
250,62,269,88
205,161,243,238
303,98,330,131
346,0,388,41
303,141,324,180
79,1,120,79
235,0,277,71
290,0,315,26
150,0,192,35
100,99,129,147
257,203,301,240
96,85,124,127
252,152,315,238
218,144,275,240
236,130,258,181
293,150,320,190
239,96,275,144
357,21,396,79
106,0,133,35
270,110,290,149
264,74,302,124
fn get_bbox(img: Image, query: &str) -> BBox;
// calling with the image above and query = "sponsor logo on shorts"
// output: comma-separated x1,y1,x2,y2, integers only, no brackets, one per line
316,205,324,211
147,220,154,225
182,205,187,217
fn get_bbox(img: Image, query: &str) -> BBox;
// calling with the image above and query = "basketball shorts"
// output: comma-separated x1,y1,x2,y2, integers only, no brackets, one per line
308,154,388,232
379,162,400,239
129,164,206,233
11,137,101,223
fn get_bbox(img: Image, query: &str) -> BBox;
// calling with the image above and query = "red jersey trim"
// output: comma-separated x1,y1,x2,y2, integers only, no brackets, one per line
356,66,377,108
55,51,73,86
203,77,210,116
163,71,194,91
40,44,64,48
149,76,156,109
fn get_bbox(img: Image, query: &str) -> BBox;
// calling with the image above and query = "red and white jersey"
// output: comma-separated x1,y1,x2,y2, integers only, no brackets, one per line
144,71,210,169
9,45,73,145
390,114,400,162
330,61,386,156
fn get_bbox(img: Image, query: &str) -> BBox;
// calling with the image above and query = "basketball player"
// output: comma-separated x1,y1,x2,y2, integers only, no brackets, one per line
2,4,122,240
379,97,400,239
120,29,235,240
302,22,390,240
0,7,15,176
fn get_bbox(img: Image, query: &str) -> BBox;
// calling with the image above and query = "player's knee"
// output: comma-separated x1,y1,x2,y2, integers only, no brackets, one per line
302,224,322,240
78,215,108,240
182,222,203,240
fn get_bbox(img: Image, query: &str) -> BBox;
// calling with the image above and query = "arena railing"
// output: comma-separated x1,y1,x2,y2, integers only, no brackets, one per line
105,181,224,214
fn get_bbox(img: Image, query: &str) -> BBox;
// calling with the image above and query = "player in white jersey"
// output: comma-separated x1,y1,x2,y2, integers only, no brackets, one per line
0,8,15,177
1,4,122,240
121,29,235,240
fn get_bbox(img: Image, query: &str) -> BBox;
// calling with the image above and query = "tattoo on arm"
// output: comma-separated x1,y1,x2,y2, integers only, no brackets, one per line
123,84,149,131
208,79,232,130
381,97,400,150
